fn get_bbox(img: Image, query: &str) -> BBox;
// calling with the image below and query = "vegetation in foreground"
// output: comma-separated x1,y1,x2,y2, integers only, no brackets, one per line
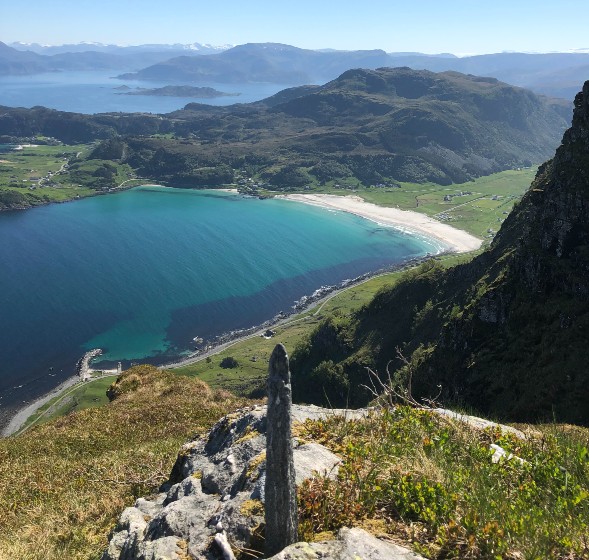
4,364,587,560
0,365,250,560
297,406,589,559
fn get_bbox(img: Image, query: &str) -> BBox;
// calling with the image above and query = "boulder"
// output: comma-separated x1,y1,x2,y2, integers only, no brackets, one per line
268,527,425,559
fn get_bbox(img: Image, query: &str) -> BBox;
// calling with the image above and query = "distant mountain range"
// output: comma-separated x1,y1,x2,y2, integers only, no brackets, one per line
119,43,589,100
2,41,589,100
0,67,569,187
0,41,229,76
8,41,231,55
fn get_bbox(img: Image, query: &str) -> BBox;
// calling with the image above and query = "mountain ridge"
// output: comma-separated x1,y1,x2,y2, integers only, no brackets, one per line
3,40,589,99
114,42,589,99
0,67,569,190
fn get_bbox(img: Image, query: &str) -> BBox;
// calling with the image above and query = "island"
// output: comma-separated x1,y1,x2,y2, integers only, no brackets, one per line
114,85,240,98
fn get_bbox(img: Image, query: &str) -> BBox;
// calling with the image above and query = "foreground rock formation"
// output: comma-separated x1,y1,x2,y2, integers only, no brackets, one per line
103,400,525,559
102,402,429,560
102,404,366,559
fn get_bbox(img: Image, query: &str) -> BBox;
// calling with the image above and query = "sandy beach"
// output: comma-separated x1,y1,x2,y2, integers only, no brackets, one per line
278,193,482,253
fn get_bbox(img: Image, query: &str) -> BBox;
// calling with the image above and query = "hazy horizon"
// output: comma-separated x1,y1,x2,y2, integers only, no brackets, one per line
6,40,589,58
4,0,589,56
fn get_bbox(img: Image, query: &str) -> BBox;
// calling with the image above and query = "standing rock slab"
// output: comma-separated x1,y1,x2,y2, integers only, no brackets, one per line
265,344,298,556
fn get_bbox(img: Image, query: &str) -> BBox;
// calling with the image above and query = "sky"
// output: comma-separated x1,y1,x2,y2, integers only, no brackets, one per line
3,0,589,55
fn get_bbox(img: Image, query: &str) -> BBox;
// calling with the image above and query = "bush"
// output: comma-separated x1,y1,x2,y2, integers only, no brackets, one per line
297,407,589,559
220,356,239,369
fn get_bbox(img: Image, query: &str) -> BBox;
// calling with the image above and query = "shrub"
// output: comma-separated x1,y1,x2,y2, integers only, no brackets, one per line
220,356,239,369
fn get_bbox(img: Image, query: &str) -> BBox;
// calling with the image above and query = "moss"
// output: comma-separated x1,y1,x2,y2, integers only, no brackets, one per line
245,451,266,481
240,499,264,517
234,425,259,445
176,539,192,560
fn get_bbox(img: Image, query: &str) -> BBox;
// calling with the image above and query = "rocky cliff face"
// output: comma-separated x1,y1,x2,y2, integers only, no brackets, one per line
417,80,589,422
293,80,589,424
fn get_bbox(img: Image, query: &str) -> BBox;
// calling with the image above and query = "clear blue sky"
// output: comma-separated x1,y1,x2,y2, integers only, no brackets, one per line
3,0,588,54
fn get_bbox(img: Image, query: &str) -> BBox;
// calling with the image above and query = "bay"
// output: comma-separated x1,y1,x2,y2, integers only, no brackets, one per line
0,71,291,114
0,187,439,421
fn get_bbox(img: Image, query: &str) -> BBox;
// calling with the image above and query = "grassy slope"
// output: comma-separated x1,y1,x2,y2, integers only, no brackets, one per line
0,365,251,560
354,168,537,239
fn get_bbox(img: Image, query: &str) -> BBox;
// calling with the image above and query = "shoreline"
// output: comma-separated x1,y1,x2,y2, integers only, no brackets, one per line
162,254,436,370
1,375,79,437
0,190,482,436
276,193,482,253
1,254,433,436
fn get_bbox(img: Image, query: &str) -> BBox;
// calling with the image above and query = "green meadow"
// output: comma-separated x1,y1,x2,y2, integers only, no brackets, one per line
0,143,142,208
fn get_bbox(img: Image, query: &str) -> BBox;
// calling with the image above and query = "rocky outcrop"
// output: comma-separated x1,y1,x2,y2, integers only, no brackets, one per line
269,527,424,559
102,401,525,559
102,404,368,560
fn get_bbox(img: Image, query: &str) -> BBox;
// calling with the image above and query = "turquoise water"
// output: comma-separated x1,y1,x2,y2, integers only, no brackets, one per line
0,187,439,418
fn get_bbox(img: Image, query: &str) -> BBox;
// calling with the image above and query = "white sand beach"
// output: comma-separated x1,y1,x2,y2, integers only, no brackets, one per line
278,193,482,253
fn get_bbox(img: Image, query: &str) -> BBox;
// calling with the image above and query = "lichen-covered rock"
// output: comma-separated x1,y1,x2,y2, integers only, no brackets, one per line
267,527,426,560
102,404,363,560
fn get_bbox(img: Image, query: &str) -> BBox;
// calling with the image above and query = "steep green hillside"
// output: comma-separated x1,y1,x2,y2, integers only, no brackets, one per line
292,80,589,425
